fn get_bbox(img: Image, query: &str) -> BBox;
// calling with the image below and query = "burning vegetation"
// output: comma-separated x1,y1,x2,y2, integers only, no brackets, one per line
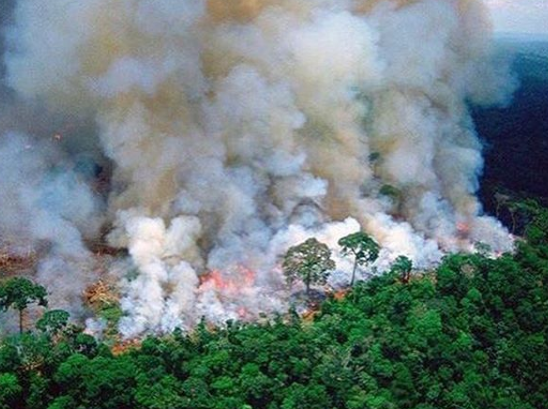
1,205,548,407
0,0,517,337
1,0,547,407
0,240,42,279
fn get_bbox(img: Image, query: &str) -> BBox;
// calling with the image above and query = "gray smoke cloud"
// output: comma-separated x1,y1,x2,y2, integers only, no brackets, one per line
1,0,516,337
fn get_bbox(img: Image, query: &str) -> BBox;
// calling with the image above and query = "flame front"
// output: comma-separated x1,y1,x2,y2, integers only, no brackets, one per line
199,266,256,294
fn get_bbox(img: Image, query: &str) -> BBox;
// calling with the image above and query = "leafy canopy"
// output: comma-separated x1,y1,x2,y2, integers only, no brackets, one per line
338,232,380,266
392,255,413,283
338,231,380,285
283,238,335,293
0,277,48,312
37,310,70,335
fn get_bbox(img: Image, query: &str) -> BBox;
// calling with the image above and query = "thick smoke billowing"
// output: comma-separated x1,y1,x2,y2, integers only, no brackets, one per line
1,0,516,337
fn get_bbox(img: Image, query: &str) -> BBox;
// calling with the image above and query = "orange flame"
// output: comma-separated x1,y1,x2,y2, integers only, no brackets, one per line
237,306,248,318
199,265,256,294
456,221,470,235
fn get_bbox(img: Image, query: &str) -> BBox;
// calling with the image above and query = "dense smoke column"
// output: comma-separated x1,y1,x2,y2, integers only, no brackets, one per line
1,0,516,337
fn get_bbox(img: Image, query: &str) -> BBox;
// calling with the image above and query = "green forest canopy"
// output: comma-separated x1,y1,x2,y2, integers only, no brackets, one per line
0,202,547,409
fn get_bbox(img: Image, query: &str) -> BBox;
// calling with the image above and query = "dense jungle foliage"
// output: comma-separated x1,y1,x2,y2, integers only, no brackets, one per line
1,202,548,409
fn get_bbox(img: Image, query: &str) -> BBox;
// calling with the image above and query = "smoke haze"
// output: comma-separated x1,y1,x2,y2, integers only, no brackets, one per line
0,0,516,337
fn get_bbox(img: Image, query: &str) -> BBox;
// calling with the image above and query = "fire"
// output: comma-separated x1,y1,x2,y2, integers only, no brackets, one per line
237,306,248,318
456,221,471,236
197,266,258,321
111,339,142,356
199,265,256,294
333,289,349,301
200,270,230,290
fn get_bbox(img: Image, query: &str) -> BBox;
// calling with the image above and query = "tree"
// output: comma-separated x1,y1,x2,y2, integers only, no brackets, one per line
338,232,380,286
0,277,48,333
392,256,413,284
0,373,22,409
37,310,70,337
283,238,335,295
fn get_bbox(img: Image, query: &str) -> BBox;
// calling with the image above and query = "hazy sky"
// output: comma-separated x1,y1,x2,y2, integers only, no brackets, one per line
485,0,548,35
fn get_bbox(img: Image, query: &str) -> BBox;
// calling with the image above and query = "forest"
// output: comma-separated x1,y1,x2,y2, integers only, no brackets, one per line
1,200,547,409
1,1,548,408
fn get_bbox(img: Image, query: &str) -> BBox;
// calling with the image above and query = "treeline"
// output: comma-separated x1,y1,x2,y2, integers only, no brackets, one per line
0,203,547,408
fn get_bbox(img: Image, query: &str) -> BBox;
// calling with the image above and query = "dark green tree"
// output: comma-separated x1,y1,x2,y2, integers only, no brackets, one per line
392,255,413,283
0,373,22,409
283,238,335,295
338,232,380,286
0,277,48,333
37,310,70,337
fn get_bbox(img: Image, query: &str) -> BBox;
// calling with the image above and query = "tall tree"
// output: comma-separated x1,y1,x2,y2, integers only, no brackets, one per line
392,255,413,284
338,232,380,286
283,238,335,295
0,277,48,333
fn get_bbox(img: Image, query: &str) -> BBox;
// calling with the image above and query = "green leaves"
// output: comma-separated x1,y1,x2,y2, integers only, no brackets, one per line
339,231,380,285
0,277,47,312
55,354,138,409
392,255,413,283
338,232,380,266
135,375,186,409
283,238,335,293
0,373,22,409
0,277,48,333
37,310,70,336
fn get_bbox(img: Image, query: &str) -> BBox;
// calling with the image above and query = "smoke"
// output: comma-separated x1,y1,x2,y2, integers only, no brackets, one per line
1,0,516,337
0,133,103,314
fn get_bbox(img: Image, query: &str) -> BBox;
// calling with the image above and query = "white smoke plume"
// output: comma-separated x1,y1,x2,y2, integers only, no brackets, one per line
1,0,516,337
0,132,103,314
